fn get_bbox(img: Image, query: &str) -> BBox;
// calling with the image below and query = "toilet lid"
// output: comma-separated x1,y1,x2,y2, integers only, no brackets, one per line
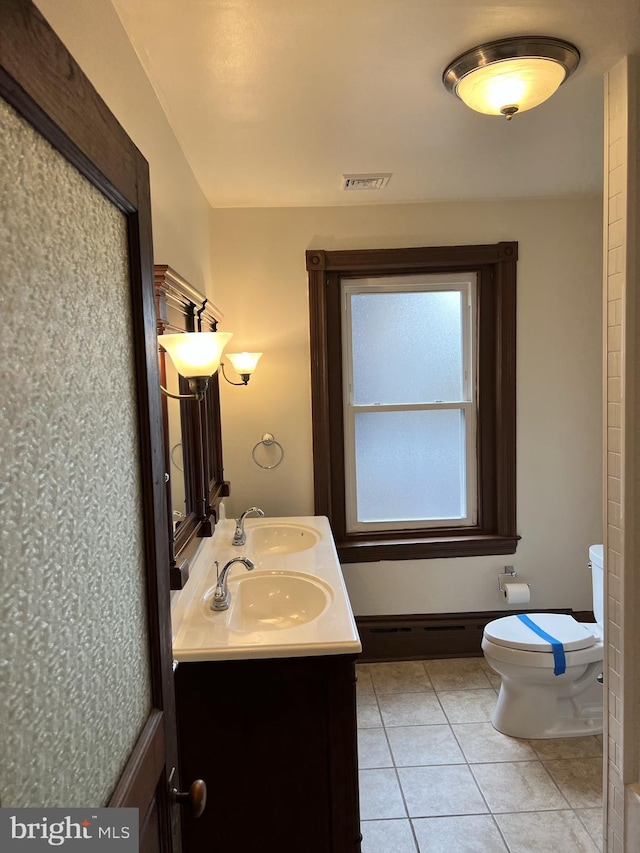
484,613,596,652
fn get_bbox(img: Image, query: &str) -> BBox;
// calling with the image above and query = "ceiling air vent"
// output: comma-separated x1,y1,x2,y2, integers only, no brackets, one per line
342,173,392,191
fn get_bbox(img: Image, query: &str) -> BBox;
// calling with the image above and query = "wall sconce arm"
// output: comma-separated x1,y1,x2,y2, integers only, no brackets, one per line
220,362,249,386
220,352,263,387
160,375,210,402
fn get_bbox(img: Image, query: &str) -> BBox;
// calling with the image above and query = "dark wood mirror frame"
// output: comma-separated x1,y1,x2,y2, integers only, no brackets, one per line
155,265,229,589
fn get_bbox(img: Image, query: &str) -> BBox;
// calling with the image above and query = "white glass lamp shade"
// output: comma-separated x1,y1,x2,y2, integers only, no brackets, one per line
443,37,580,119
159,332,233,378
456,57,566,116
226,352,263,376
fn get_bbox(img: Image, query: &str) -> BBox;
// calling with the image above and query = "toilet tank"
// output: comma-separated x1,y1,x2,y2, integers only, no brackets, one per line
589,544,604,627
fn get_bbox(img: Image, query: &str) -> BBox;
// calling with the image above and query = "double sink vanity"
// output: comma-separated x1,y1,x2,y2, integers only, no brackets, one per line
157,265,361,851
171,514,362,853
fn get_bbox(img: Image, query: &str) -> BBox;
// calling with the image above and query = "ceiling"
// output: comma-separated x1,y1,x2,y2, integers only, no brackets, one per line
110,0,640,208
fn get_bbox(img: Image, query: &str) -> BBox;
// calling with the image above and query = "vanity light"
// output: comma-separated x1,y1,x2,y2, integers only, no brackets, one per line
159,331,233,401
220,352,263,386
442,36,580,120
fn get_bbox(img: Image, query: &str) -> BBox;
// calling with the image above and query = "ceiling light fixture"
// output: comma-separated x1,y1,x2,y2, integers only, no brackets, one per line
443,36,580,120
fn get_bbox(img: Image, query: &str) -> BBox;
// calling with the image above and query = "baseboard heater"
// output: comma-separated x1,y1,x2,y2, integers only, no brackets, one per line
356,609,595,663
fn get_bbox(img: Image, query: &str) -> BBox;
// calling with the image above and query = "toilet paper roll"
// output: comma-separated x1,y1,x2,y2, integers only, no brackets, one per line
503,582,530,605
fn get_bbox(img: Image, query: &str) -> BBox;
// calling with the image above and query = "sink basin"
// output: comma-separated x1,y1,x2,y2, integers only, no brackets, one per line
228,571,332,632
248,523,321,555
172,516,362,661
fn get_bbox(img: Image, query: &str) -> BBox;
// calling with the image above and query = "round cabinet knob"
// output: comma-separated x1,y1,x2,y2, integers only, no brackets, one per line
171,779,207,818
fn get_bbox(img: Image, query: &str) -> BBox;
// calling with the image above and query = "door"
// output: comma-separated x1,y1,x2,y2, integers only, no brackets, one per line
0,2,188,849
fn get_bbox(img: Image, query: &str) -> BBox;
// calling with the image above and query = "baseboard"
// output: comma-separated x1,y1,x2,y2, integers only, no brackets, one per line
356,609,595,663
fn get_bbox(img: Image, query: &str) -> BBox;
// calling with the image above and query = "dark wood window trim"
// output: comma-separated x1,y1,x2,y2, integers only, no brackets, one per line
307,243,519,563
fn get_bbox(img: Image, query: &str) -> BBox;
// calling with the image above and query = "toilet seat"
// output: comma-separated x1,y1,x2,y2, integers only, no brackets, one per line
484,613,596,653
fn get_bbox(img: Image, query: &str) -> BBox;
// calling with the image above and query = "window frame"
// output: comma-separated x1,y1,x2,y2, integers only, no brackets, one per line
307,243,519,563
342,274,478,533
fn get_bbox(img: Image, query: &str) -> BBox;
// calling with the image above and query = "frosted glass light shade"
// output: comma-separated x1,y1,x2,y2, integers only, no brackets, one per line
159,332,233,377
226,351,262,376
456,57,566,116
443,36,580,119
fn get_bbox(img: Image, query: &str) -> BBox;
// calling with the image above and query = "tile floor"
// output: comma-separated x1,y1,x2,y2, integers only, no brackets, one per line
356,657,603,853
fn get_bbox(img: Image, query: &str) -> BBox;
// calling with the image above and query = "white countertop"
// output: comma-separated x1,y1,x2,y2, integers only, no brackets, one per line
171,515,362,662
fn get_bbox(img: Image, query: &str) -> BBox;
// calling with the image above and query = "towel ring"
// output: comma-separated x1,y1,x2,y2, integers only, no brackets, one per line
170,442,184,472
252,433,284,469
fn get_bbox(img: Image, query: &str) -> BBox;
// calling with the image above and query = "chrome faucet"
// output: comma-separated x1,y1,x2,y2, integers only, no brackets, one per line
232,506,265,546
210,557,255,611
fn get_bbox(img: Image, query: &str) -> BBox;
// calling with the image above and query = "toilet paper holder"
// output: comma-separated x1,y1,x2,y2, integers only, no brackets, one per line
498,566,518,595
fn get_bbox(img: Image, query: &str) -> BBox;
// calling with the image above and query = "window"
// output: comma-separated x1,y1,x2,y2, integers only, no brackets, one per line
343,274,477,532
307,243,519,563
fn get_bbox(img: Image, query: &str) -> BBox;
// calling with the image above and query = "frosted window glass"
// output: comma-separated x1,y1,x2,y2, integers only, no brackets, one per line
0,99,151,806
354,410,466,522
351,290,464,405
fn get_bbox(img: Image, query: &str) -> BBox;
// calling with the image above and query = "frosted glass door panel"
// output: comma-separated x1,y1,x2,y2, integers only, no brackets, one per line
350,291,464,405
354,410,466,522
0,99,150,807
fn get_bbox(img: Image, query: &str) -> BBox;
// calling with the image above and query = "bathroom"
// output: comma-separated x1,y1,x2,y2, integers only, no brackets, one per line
1,0,639,851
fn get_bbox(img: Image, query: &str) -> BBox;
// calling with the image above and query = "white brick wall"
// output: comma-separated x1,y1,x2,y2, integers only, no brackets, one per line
604,55,640,852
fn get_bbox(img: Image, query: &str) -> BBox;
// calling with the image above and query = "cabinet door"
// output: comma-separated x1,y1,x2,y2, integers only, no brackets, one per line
175,655,361,853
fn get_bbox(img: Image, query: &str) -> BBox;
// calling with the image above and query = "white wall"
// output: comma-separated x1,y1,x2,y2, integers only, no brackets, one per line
211,199,604,615
31,0,604,620
34,0,213,294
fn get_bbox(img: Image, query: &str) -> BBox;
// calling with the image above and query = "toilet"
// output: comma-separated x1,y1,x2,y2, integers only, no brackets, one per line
481,544,604,739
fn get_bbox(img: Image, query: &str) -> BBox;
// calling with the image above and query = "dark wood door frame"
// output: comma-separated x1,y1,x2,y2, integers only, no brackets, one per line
0,2,179,849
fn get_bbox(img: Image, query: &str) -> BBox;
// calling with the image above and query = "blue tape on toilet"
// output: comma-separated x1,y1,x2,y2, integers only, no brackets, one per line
516,614,566,676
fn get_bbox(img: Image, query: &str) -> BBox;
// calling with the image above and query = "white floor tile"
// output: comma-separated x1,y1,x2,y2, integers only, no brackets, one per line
452,722,537,763
358,727,393,769
412,814,508,852
360,819,417,853
358,695,383,729
386,725,465,767
368,661,432,694
495,809,600,852
471,761,570,813
378,692,447,727
357,659,606,850
424,658,492,691
575,807,604,851
398,765,488,818
437,689,499,724
543,758,603,809
359,768,407,820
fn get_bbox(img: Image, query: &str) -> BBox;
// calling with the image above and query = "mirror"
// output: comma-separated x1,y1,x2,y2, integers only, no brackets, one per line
165,356,187,529
154,264,229,588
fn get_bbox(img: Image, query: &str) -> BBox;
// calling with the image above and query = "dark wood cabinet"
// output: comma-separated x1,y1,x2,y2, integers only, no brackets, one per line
175,654,362,853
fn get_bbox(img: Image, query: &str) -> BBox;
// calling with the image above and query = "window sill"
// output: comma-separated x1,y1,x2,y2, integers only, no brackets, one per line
336,533,520,563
